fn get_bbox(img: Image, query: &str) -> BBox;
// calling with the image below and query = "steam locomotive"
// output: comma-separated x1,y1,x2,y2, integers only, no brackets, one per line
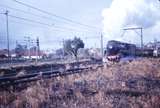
103,40,154,62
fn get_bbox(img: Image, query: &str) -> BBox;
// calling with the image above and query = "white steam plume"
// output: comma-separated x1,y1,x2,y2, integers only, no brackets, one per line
102,0,160,44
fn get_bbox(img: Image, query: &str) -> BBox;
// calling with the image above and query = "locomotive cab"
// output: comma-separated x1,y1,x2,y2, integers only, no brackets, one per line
103,40,136,62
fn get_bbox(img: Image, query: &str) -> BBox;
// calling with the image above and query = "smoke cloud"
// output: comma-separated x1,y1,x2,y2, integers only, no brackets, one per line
102,0,160,44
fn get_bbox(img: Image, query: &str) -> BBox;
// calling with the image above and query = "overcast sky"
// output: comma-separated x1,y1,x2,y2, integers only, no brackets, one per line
0,0,111,50
0,0,160,50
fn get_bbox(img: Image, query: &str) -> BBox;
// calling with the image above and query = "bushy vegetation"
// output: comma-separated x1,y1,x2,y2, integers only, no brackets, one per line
1,58,160,108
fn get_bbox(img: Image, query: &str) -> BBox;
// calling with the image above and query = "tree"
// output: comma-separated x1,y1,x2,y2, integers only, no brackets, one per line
78,48,90,58
64,37,84,59
56,48,67,57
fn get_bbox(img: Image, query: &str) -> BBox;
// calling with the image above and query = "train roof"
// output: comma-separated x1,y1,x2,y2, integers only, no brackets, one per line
108,40,136,46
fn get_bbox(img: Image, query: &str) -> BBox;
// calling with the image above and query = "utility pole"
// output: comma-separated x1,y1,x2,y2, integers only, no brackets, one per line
24,36,31,59
37,37,40,58
140,28,143,49
35,37,39,64
101,33,103,58
62,39,65,59
5,10,10,61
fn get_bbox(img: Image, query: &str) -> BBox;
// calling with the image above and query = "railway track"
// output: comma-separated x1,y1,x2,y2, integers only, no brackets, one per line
0,64,103,87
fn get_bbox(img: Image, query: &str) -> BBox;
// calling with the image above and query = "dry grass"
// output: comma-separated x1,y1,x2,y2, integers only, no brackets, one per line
1,58,160,108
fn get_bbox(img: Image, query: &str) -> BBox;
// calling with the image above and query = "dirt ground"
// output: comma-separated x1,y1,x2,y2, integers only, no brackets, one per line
0,58,160,108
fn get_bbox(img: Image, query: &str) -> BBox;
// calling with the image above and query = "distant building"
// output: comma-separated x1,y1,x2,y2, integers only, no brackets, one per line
0,49,8,58
145,41,160,57
88,48,101,57
145,41,160,49
22,48,45,59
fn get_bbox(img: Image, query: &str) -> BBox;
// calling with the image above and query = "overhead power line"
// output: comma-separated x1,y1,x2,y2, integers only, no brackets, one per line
11,0,100,30
123,27,143,48
1,13,96,33
0,4,100,33
9,14,53,26
9,19,67,33
0,4,59,23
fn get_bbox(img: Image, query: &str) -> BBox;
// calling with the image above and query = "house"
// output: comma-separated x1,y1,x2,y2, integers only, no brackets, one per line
0,49,8,59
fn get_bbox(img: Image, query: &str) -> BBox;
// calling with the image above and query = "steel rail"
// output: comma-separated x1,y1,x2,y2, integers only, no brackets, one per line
0,64,103,87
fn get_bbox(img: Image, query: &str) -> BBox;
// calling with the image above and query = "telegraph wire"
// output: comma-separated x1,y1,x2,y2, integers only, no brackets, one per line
1,14,100,43
9,19,66,33
1,12,98,33
8,14,53,27
7,14,97,33
0,4,61,24
9,19,91,37
11,0,100,30
0,4,100,33
1,12,99,42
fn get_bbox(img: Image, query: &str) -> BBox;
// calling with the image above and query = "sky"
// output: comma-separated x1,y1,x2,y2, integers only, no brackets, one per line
0,0,111,50
0,0,160,50
102,0,160,46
